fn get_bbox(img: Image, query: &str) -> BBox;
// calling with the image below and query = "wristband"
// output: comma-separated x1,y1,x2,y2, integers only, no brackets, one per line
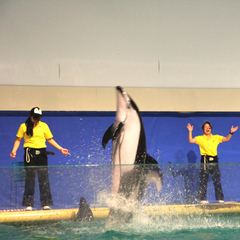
229,132,233,135
59,148,63,152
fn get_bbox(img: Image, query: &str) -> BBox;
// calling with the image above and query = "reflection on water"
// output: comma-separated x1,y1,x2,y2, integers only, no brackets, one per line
1,213,240,239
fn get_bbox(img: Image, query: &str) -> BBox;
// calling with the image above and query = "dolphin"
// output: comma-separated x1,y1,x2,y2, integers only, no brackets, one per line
102,86,163,224
75,197,94,222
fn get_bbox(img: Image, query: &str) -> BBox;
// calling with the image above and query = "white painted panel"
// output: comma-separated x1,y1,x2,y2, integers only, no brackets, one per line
0,0,240,88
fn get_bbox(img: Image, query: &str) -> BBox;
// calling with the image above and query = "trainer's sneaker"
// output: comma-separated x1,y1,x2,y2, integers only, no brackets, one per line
217,200,224,203
43,206,51,210
25,206,32,211
200,200,209,204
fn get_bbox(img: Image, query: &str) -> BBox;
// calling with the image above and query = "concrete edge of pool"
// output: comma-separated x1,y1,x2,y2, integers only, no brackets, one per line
1,202,240,224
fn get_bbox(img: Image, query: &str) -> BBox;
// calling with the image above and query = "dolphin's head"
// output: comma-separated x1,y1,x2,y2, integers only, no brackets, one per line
101,86,138,149
115,86,130,124
115,86,139,125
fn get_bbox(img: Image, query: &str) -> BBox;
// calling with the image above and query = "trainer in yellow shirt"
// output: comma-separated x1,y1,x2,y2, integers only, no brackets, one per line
16,121,53,149
10,107,71,211
187,120,238,204
195,134,223,157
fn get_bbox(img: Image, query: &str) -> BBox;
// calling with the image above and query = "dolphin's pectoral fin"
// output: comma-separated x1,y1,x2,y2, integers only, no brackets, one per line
102,124,114,149
145,154,163,192
146,166,163,191
76,197,94,222
102,122,124,148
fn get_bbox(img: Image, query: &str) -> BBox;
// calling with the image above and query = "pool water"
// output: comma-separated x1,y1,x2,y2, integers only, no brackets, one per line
1,213,240,240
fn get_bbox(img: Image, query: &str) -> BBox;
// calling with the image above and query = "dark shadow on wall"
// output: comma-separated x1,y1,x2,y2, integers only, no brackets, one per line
169,150,200,204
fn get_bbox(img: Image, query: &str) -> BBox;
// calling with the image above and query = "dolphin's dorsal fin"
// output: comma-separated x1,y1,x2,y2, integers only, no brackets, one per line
145,154,158,164
76,197,94,222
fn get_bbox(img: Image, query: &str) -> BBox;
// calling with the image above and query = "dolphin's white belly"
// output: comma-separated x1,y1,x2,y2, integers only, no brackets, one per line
112,108,141,170
119,109,140,166
111,108,141,195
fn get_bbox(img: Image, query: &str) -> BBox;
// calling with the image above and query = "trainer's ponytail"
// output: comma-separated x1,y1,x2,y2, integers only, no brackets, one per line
25,117,34,137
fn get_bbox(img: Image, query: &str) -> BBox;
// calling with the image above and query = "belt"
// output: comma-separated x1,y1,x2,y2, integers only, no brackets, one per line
202,155,218,170
25,148,54,163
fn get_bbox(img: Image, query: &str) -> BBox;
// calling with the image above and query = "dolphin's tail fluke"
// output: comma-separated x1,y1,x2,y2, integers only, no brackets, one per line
76,197,94,222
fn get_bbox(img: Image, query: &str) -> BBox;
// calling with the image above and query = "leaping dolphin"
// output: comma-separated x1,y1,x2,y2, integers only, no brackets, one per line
102,86,163,225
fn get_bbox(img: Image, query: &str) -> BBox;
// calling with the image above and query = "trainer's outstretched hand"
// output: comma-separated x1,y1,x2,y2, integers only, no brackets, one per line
60,148,71,156
230,126,238,133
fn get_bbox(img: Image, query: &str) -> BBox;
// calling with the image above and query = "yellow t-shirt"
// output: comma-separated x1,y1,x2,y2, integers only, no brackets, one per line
195,134,223,156
16,121,53,148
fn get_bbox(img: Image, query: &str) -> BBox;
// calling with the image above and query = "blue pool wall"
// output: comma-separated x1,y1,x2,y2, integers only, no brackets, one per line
1,111,240,209
1,111,240,166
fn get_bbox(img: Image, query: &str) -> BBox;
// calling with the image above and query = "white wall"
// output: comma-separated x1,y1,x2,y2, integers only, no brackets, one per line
1,0,240,88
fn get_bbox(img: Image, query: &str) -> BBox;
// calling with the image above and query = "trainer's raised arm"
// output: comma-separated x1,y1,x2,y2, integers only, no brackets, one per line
187,123,197,143
222,125,239,142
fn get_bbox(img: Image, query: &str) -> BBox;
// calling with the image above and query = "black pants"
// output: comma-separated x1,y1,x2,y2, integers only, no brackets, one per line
197,162,224,201
22,148,53,207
